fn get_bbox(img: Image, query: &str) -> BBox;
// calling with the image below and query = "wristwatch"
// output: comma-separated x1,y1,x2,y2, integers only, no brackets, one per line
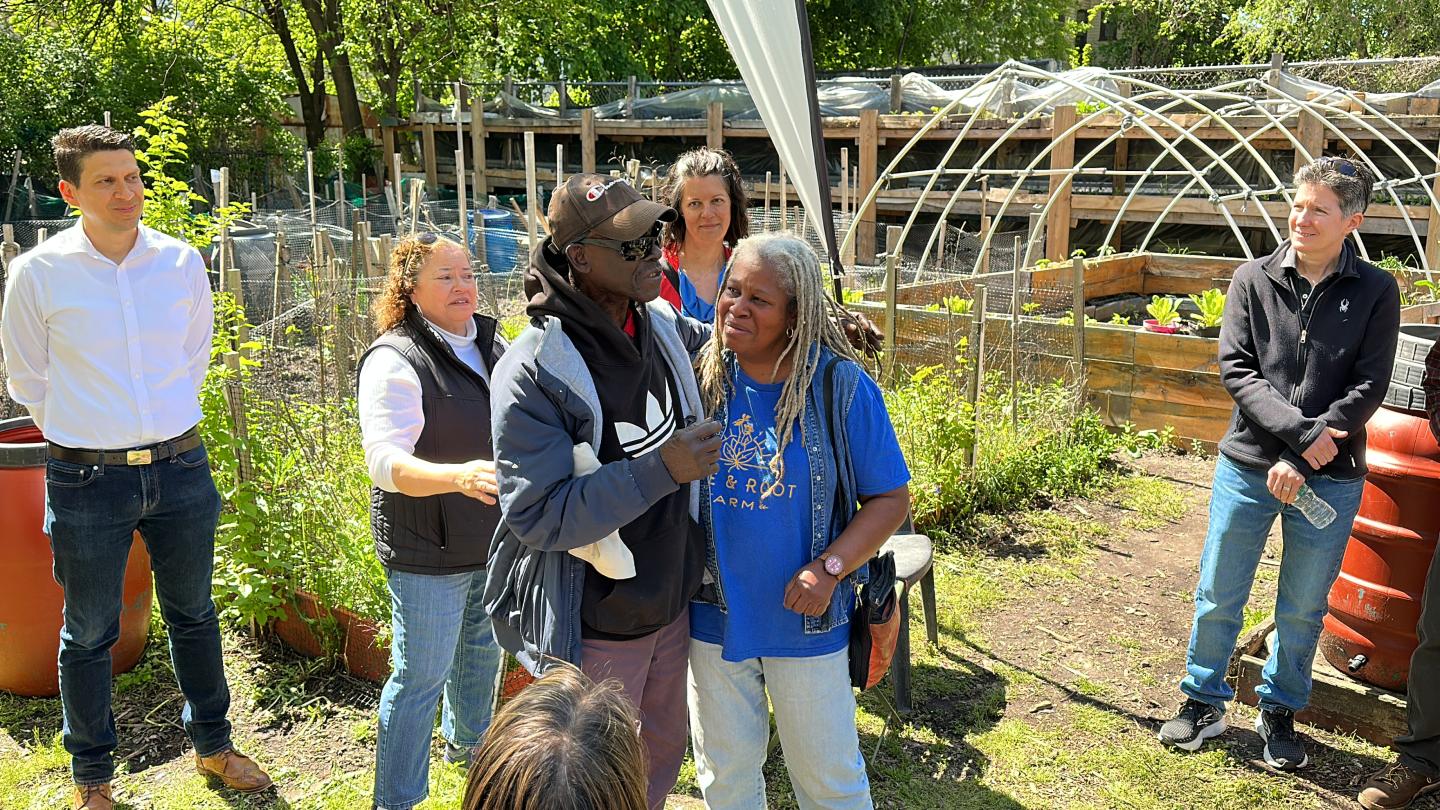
820,553,845,578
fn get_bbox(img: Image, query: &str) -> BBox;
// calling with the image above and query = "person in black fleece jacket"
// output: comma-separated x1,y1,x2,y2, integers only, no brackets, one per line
1157,157,1400,773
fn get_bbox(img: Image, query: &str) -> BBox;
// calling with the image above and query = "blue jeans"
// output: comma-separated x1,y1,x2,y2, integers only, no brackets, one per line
1181,454,1365,713
44,443,231,786
373,568,502,810
687,640,872,810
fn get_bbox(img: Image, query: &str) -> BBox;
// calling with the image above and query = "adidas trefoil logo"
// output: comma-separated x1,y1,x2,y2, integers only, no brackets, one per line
615,386,676,458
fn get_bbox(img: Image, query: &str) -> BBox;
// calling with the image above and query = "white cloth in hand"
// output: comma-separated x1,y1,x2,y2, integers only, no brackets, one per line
566,443,636,579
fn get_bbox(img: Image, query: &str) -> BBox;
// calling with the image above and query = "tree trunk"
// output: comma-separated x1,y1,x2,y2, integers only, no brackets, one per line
262,0,327,148
299,0,366,136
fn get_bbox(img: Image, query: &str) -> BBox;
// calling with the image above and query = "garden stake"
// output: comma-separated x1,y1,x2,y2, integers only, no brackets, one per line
882,251,898,385
965,284,988,468
1011,235,1021,429
306,149,317,226
524,131,538,251
763,171,772,230
1072,255,1086,416
4,152,19,224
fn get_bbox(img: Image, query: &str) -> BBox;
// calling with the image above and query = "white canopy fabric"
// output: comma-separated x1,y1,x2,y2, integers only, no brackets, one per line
706,0,836,264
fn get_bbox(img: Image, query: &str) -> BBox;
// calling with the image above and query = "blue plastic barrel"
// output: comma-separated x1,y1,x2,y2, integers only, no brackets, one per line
469,209,523,273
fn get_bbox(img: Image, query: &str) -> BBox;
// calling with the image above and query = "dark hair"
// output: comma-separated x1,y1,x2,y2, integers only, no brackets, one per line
660,147,749,249
462,665,647,810
52,125,136,186
1294,156,1377,218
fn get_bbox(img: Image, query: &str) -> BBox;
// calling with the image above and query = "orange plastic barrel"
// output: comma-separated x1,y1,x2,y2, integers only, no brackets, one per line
0,417,153,697
1320,405,1440,690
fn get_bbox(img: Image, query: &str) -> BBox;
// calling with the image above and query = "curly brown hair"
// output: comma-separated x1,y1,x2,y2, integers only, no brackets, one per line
371,233,468,335
660,146,749,250
462,664,646,810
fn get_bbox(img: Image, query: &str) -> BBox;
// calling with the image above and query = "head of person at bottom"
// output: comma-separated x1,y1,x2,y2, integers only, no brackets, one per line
462,665,646,810
1289,156,1376,266
531,173,677,326
697,232,862,467
371,232,479,337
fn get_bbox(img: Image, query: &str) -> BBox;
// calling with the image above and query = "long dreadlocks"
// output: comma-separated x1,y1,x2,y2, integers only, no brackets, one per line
698,232,861,488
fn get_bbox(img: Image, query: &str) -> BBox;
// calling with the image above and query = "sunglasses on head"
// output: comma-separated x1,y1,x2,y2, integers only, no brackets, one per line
572,230,661,261
1318,156,1359,177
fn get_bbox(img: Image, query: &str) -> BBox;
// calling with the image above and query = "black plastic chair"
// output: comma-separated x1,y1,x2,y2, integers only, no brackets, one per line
878,514,937,713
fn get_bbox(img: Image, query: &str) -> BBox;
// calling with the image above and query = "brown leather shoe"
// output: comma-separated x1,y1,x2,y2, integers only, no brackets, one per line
1358,760,1440,809
72,783,113,810
194,747,274,793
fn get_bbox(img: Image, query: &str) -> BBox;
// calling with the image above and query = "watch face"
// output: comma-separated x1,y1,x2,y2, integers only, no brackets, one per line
824,555,843,576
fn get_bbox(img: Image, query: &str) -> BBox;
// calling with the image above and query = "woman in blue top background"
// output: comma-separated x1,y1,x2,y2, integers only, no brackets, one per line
657,147,749,322
688,233,911,810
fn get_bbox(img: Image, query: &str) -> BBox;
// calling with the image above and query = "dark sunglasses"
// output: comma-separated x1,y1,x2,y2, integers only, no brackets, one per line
1318,156,1359,177
572,232,661,261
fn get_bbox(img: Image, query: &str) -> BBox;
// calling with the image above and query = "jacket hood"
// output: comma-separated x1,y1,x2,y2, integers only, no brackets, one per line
525,240,643,366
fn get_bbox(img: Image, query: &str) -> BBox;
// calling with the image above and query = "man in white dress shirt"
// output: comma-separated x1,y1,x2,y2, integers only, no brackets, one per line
0,126,272,809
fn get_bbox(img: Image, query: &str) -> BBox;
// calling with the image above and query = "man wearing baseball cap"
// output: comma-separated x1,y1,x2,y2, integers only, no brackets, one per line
484,174,722,809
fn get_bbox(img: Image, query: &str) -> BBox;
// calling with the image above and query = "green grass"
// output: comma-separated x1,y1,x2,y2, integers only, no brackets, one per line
1108,475,1188,530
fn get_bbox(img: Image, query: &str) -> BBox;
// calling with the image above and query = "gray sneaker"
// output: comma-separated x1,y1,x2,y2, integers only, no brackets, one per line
444,742,473,767
1254,706,1307,770
1158,698,1228,752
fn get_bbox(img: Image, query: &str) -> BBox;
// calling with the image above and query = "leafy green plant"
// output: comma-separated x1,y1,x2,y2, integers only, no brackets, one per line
1188,288,1225,328
841,288,865,305
1108,313,1131,325
341,133,382,185
133,96,250,251
943,295,973,315
1021,302,1042,315
1145,295,1181,327
1034,258,1056,270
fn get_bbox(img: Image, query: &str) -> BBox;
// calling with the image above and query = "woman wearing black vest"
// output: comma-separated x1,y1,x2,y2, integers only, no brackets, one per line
357,233,506,810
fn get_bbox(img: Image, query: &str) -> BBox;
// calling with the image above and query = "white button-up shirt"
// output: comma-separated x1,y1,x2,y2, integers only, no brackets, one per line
0,221,212,449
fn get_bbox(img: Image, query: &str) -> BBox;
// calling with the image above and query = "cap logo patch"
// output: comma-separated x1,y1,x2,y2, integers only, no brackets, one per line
585,185,605,202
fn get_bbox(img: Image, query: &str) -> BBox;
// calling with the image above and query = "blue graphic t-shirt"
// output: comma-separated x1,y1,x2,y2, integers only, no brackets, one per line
690,364,911,662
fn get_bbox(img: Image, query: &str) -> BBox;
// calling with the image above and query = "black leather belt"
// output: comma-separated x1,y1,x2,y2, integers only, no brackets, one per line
48,427,203,467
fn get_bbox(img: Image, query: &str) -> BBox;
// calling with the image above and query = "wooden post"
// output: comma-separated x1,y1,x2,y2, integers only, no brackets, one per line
557,78,568,115
839,148,850,224
889,74,903,114
938,217,948,269
779,171,788,231
408,178,423,235
455,148,469,239
1072,255,1087,407
581,109,597,174
222,352,252,482
26,176,36,218
36,227,46,243
306,150,318,225
422,122,439,193
1295,106,1326,174
382,126,397,189
843,167,857,266
965,283,988,467
471,98,488,198
331,256,355,385
763,171,772,230
707,101,724,150
1024,211,1045,269
388,152,404,228
627,75,638,119
1011,235,1022,429
886,225,903,260
3,152,19,223
857,109,879,264
1427,137,1440,274
882,252,899,384
1046,104,1077,263
524,132,539,251
217,167,231,294
556,144,565,187
270,229,286,333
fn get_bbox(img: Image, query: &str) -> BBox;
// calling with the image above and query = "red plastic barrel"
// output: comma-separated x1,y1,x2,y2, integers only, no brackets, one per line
1320,405,1440,691
0,417,153,696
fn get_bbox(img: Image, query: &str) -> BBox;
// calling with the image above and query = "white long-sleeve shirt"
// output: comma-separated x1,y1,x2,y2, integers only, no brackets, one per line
0,221,212,449
357,315,495,492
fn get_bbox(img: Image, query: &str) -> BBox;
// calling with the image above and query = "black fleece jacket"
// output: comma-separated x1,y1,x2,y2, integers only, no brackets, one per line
1218,239,1400,479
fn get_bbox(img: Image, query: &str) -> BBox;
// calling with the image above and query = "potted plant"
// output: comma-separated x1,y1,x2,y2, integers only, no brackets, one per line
1188,288,1225,338
1143,295,1182,334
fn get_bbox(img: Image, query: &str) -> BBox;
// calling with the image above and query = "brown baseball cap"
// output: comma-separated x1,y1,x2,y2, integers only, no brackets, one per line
547,173,676,249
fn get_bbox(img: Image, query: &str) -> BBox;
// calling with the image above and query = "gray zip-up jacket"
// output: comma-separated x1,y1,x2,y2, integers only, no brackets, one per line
482,300,713,673
1218,239,1400,479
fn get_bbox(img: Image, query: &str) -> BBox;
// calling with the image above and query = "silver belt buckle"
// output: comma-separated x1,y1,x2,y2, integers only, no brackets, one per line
126,449,153,465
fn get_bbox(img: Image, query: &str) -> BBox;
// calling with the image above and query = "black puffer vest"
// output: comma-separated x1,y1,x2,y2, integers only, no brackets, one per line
358,310,504,574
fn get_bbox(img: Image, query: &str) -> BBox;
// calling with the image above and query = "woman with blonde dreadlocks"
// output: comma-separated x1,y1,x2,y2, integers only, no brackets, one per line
687,233,911,810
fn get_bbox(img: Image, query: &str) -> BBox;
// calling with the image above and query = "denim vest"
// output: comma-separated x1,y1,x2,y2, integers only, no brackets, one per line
697,346,868,634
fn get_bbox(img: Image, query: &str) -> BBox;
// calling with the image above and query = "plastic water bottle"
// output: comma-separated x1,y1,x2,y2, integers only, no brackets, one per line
1292,484,1337,529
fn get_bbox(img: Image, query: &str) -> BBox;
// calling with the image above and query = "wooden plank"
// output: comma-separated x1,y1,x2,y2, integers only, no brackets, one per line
1428,137,1440,274
1128,397,1231,441
1128,366,1228,410
1295,105,1327,173
858,109,879,264
1046,105,1077,262
471,99,488,198
581,109,596,174
707,101,724,150
381,126,397,190
1134,330,1220,373
422,122,438,192
1230,619,1408,747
